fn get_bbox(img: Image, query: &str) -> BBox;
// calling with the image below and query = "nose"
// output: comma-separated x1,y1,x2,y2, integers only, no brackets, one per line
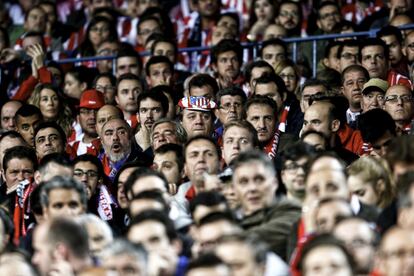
258,118,266,129
17,171,25,182
233,140,240,150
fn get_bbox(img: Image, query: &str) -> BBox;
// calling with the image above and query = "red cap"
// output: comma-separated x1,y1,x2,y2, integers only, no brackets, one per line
79,89,105,109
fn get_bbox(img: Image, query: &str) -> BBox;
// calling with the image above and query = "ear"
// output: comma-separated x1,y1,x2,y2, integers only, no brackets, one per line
402,46,407,56
282,92,287,102
115,95,120,105
211,63,217,73
54,243,69,261
331,119,341,132
316,19,322,30
80,82,87,92
34,170,41,185
323,58,330,68
214,109,220,119
340,86,345,95
146,76,152,88
42,207,49,220
375,179,386,194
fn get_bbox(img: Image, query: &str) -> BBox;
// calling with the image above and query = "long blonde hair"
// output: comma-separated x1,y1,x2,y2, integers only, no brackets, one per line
28,83,74,137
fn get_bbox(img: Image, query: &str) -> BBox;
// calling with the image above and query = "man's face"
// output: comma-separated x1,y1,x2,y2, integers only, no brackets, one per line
334,220,376,274
276,3,300,30
130,176,167,198
303,246,352,276
215,95,243,124
44,188,85,219
0,137,25,170
211,26,235,46
342,70,367,109
24,7,46,33
35,127,64,160
371,130,394,157
317,5,341,33
261,45,286,68
255,82,284,112
217,15,238,36
32,224,53,275
190,85,215,100
1,101,21,131
79,108,98,137
101,119,131,162
197,0,220,18
378,229,414,276
381,35,403,65
281,157,307,200
116,79,142,114
96,41,119,74
153,42,176,63
197,220,236,253
151,122,179,150
263,24,287,40
403,32,414,63
153,151,181,185
137,19,161,46
361,46,388,79
233,161,277,215
248,66,273,92
181,109,213,138
246,104,276,144
116,56,140,78
214,51,240,81
303,103,337,138
3,157,34,189
222,126,255,165
339,46,360,72
362,91,385,112
127,220,171,251
305,169,349,204
102,254,144,276
147,62,173,87
95,76,116,105
315,201,353,233
96,105,122,136
16,114,41,147
73,161,100,200
216,242,263,276
300,85,327,112
184,139,219,183
117,167,137,209
139,98,164,131
383,85,413,123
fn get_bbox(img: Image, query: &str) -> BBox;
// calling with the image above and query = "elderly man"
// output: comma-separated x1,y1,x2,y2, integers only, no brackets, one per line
1,101,22,132
383,85,414,134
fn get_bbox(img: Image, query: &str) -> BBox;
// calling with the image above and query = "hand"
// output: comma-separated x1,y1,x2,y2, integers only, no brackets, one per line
135,124,151,151
26,43,45,72
168,183,178,195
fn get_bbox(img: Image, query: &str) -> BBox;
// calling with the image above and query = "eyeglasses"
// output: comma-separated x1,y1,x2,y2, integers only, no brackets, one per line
384,94,413,103
284,162,306,171
74,169,99,178
219,102,242,111
319,11,340,20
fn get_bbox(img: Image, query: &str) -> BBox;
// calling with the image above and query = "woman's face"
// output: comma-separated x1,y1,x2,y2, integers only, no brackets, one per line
89,21,110,49
39,88,59,120
254,0,274,22
347,174,379,207
64,73,84,99
279,66,298,93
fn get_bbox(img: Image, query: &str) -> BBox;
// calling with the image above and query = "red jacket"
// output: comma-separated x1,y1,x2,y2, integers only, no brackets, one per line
12,66,52,102
338,123,364,155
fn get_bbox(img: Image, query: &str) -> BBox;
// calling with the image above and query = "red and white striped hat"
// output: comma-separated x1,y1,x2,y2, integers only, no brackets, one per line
178,96,217,111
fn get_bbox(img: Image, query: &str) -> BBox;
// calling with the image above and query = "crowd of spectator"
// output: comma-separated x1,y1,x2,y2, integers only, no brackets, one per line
0,0,414,275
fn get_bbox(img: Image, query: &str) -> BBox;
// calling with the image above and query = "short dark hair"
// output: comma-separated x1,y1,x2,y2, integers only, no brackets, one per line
150,37,178,58
34,121,66,146
245,95,278,116
280,141,316,168
145,55,174,77
244,60,274,84
116,73,142,92
184,135,221,162
0,130,24,144
15,104,42,122
377,25,403,44
129,209,177,241
124,167,168,200
232,150,275,176
137,90,169,116
223,120,259,148
324,40,340,59
337,39,360,59
189,74,219,96
3,146,37,172
358,109,396,144
259,38,287,59
359,38,389,62
72,154,104,180
154,143,184,173
186,253,228,273
341,65,369,84
253,72,287,100
116,48,142,72
211,39,243,64
386,136,414,169
216,87,247,106
47,218,90,259
189,191,229,217
93,72,116,88
218,12,240,34
130,189,169,214
317,1,340,17
300,78,329,97
38,152,72,174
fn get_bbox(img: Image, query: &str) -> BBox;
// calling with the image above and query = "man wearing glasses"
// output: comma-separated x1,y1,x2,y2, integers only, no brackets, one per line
383,84,414,134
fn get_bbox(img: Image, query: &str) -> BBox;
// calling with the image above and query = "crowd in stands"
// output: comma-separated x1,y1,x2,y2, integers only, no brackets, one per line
0,0,414,275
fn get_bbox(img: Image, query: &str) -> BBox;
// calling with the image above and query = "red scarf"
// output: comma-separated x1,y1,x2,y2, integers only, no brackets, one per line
13,179,35,245
263,106,290,159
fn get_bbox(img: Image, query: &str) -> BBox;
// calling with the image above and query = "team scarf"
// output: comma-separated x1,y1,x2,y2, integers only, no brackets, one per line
263,106,290,159
100,153,129,183
13,179,35,245
97,185,117,221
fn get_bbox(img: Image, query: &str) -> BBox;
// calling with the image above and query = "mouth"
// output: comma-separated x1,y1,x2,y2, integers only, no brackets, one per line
112,143,122,152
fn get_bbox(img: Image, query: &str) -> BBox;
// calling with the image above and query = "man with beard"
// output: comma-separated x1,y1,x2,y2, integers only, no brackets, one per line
211,39,244,89
71,89,105,156
134,90,169,155
99,118,150,182
341,65,369,128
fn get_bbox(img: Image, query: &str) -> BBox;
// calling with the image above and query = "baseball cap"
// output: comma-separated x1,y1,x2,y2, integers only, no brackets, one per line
361,78,389,95
178,96,217,112
79,89,105,109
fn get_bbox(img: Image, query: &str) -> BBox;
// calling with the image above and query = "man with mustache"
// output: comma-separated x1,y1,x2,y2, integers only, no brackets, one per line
211,39,243,89
99,118,150,182
341,65,369,129
134,90,169,155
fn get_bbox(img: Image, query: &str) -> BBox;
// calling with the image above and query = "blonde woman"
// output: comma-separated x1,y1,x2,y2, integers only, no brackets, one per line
347,156,395,209
28,83,74,137
274,59,301,97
